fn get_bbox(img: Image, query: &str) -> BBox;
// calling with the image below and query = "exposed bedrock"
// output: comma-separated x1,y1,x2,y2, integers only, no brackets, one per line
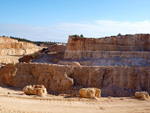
0,37,41,56
64,34,150,66
0,63,150,97
64,51,150,66
66,34,150,51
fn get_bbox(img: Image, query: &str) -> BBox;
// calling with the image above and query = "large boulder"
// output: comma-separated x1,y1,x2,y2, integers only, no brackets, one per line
79,88,101,98
71,62,81,67
23,85,47,96
135,91,149,100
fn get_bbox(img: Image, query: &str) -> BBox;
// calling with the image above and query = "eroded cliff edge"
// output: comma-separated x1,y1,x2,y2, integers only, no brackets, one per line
64,34,150,66
0,36,42,64
0,36,41,56
1,34,150,97
65,34,150,51
0,63,150,97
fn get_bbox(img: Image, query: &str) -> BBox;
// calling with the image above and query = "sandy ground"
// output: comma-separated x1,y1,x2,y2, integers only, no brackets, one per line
0,87,150,113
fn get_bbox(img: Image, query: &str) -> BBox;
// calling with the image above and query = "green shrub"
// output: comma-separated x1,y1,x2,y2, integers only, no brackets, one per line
80,34,84,37
117,33,122,36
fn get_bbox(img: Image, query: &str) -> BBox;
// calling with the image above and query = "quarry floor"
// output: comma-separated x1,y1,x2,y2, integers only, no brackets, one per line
0,87,150,113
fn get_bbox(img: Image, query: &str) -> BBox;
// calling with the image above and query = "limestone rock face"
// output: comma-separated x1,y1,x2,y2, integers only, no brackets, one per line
23,85,47,96
71,62,81,67
0,37,18,43
0,64,17,86
1,63,150,96
0,56,20,64
42,44,66,54
79,88,101,98
0,37,41,56
135,91,149,100
66,34,150,51
0,63,74,94
1,35,150,97
64,35,150,66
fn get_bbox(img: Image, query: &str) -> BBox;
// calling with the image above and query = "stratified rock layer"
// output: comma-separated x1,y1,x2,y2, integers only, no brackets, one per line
66,34,150,51
0,37,41,56
0,63,74,94
0,63,150,96
64,35,150,66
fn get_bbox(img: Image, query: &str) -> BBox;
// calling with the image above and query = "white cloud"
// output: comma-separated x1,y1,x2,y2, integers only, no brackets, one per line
0,20,150,42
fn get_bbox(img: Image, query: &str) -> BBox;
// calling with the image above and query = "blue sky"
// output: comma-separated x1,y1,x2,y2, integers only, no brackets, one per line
0,0,150,42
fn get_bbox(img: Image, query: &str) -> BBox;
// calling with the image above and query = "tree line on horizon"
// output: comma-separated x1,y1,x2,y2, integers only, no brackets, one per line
1,35,65,46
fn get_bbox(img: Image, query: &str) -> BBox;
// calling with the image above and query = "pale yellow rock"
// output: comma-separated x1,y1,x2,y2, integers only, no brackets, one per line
64,35,150,66
71,62,81,67
66,34,150,51
79,88,101,98
23,85,47,96
1,63,150,96
135,91,149,100
0,56,20,64
0,37,42,56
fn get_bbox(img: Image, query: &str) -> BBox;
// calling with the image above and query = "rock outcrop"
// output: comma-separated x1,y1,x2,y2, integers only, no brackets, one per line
66,34,150,51
41,44,66,54
0,56,20,64
0,37,41,56
1,34,150,97
79,88,101,98
0,63,74,94
135,91,149,100
64,34,150,66
23,85,47,96
0,63,150,96
29,44,66,64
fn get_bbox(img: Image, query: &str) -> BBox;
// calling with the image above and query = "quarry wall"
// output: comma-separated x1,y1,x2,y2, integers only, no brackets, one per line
64,34,150,66
1,34,150,97
0,37,41,55
64,51,150,66
0,63,150,97
66,34,150,51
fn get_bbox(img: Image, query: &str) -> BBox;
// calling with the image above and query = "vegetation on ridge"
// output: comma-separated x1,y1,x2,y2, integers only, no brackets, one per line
70,34,84,40
1,35,64,46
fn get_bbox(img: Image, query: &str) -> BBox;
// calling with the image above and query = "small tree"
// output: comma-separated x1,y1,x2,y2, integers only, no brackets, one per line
73,34,78,37
117,33,122,36
80,34,84,37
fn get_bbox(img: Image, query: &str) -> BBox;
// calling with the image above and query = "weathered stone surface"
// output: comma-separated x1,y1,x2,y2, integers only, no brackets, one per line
1,34,150,96
64,35,150,66
0,37,18,43
71,62,81,67
79,88,101,98
58,61,81,67
42,44,66,54
0,63,74,94
66,34,150,51
30,44,66,64
0,37,41,56
23,85,47,96
0,63,150,96
19,55,34,63
0,56,20,64
135,91,149,100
